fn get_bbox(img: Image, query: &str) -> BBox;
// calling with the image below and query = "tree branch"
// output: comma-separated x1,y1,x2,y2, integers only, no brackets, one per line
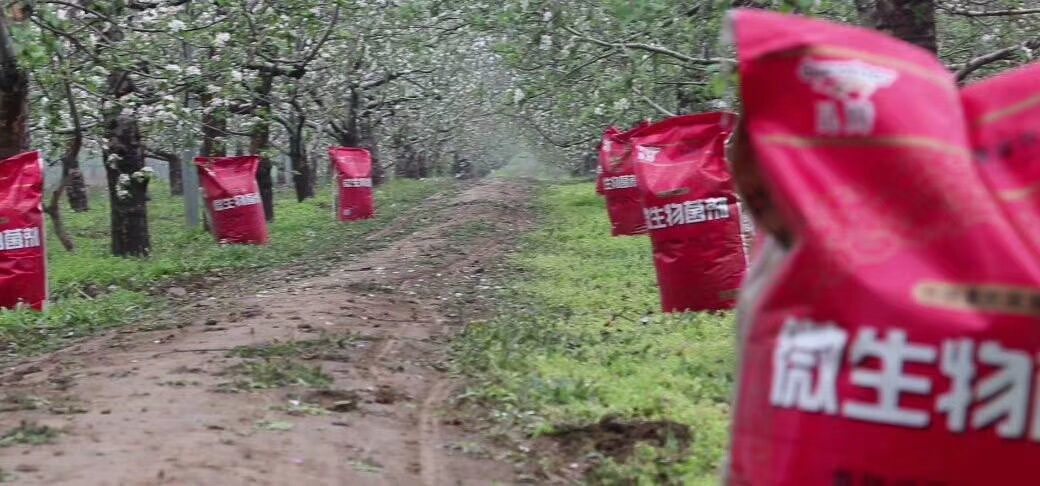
956,37,1040,81
633,88,676,117
563,26,732,66
941,6,1040,17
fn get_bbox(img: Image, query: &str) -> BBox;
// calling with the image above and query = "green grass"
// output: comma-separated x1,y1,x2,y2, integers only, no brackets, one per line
0,179,447,358
453,181,736,485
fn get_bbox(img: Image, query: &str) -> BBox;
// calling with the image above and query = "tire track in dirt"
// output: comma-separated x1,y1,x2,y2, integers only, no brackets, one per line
0,178,537,486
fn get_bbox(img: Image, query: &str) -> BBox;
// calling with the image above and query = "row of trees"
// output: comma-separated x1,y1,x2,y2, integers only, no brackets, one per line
478,0,1038,162
0,0,1035,259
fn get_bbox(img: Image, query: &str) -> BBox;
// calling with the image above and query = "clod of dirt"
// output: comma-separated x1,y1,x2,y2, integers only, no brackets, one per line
204,319,219,326
328,401,358,413
372,385,405,405
302,389,362,413
541,416,693,464
167,287,188,298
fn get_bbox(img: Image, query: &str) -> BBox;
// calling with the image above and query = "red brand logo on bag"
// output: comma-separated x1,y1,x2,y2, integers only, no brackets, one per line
799,58,899,135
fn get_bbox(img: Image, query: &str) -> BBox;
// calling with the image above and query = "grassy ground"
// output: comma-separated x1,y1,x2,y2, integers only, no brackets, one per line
454,181,736,485
0,179,446,358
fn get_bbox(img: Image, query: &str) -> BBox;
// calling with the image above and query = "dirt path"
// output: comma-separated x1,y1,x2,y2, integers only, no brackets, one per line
0,179,537,486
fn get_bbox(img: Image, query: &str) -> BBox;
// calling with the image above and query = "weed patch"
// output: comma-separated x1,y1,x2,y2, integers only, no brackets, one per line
227,334,356,361
0,421,61,447
220,359,333,391
453,182,736,484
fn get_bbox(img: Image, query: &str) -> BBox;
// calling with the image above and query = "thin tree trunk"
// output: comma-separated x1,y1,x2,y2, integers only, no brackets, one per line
57,51,88,211
250,73,275,221
289,123,314,201
855,0,938,53
199,89,226,234
200,92,227,158
146,147,182,197
167,151,183,196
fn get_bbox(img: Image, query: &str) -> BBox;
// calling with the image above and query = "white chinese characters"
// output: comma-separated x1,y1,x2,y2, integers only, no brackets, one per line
0,227,42,252
769,317,1040,441
602,175,637,190
770,318,849,414
644,197,730,230
341,178,373,188
212,193,262,212
842,328,936,428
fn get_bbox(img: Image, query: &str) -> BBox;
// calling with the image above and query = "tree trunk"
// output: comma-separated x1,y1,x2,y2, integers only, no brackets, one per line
0,37,29,159
289,125,314,201
200,92,227,158
57,56,89,211
250,73,275,221
370,143,385,186
103,98,151,257
146,148,182,197
855,0,937,53
167,152,183,196
199,90,226,233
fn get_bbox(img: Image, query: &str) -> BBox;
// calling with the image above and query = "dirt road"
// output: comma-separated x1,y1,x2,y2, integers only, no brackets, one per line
0,179,536,486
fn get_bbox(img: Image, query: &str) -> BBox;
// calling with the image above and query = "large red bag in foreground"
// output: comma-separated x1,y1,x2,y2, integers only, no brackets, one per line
962,62,1040,258
329,147,375,222
195,156,268,245
631,113,746,313
598,122,650,236
0,151,46,311
726,9,1040,486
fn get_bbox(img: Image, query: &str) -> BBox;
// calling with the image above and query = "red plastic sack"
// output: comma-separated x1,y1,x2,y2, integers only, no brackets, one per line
962,62,1040,258
727,9,1040,486
329,147,375,222
0,151,46,311
598,122,651,236
631,112,746,313
195,156,268,245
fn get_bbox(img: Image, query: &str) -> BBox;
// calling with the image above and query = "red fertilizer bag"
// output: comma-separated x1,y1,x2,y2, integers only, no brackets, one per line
631,112,746,313
0,151,46,311
726,9,1040,486
195,156,268,245
599,121,651,236
329,147,375,222
962,61,1040,259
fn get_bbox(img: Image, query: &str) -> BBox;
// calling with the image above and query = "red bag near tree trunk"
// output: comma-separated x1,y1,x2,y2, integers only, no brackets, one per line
329,147,375,222
631,112,746,313
962,62,1040,258
0,151,46,311
726,9,1040,486
598,121,651,236
195,156,268,245
595,126,621,197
